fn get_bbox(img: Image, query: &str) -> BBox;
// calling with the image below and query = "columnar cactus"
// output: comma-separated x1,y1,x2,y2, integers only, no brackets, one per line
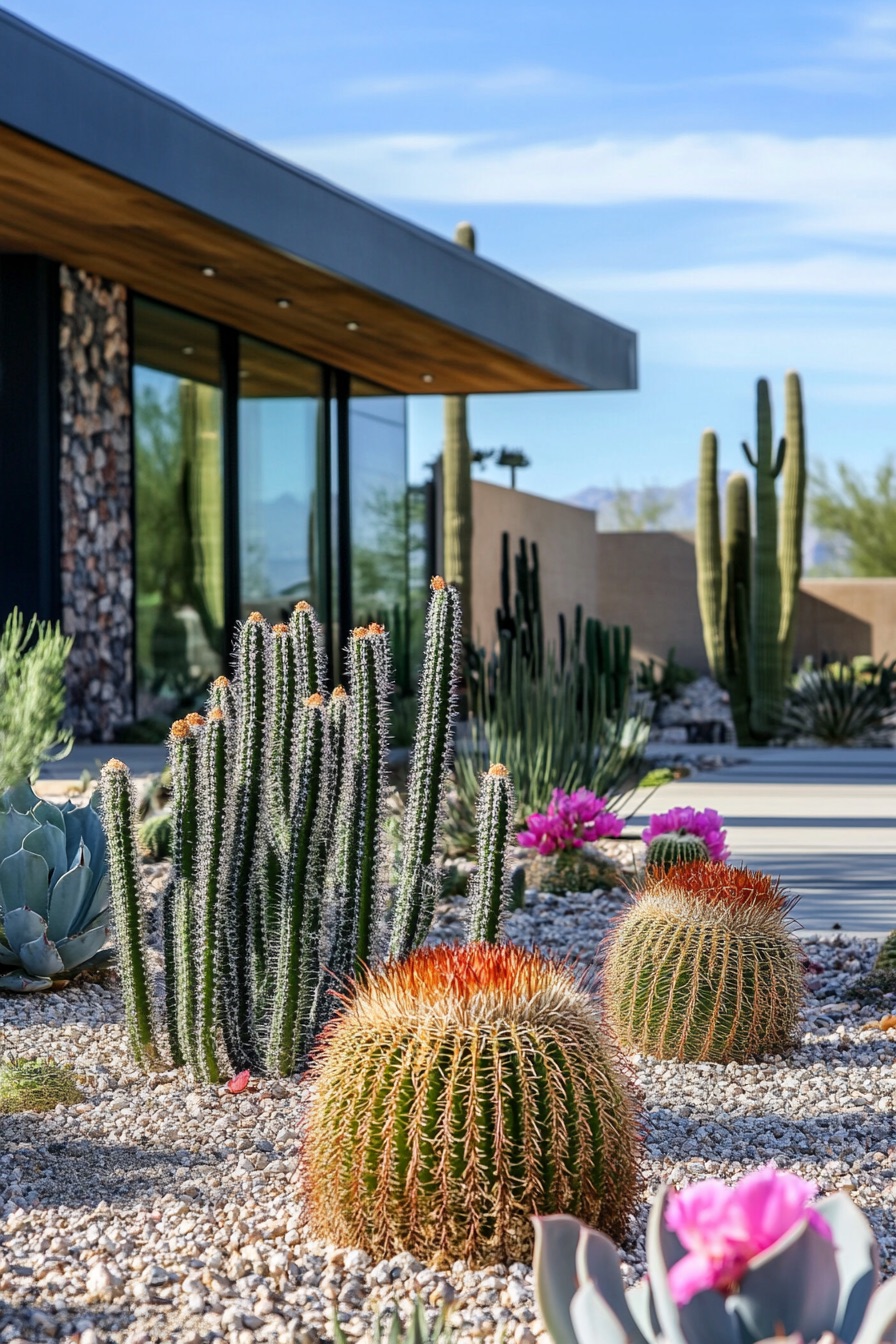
101,582,463,1078
695,373,807,744
467,763,514,943
303,942,640,1267
603,861,804,1062
442,221,476,642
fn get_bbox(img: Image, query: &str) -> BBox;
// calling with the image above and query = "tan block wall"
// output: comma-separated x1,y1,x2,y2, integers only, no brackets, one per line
595,532,707,669
470,480,600,649
796,579,896,663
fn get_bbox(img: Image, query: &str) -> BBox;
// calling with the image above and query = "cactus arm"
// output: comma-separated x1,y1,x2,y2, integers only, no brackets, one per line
467,764,515,944
741,441,757,468
290,599,327,705
195,708,228,1083
167,717,204,1072
265,696,327,1076
99,760,156,1066
267,625,295,849
390,579,462,959
442,222,476,643
221,611,268,1071
723,474,754,746
778,371,806,678
774,436,786,477
695,430,726,683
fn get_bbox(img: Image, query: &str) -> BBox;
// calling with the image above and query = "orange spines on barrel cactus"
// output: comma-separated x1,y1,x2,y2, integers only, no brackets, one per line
303,942,641,1267
603,861,804,1063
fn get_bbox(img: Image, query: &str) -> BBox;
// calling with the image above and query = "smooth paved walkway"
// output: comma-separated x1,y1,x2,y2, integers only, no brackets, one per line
633,746,896,936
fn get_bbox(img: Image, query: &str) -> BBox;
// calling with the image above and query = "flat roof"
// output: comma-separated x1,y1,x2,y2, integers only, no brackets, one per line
0,8,637,394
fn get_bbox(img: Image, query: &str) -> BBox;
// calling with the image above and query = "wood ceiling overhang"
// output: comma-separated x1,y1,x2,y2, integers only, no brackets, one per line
0,10,638,397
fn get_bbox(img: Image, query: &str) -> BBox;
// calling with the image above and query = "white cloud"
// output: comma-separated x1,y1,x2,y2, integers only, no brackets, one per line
562,254,896,297
271,130,896,238
829,3,896,62
338,65,585,98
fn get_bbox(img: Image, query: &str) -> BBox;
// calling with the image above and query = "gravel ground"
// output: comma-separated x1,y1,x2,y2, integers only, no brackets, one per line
1,876,895,1344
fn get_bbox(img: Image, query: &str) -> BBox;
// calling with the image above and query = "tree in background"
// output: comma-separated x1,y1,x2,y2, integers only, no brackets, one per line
608,486,674,531
811,457,896,577
442,222,475,643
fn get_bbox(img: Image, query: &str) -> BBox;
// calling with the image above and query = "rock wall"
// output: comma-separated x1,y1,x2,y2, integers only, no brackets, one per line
59,266,133,741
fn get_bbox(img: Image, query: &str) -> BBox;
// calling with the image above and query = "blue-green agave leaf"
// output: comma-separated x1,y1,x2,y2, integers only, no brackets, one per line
17,932,66,978
46,862,91,943
2,780,40,814
0,970,53,991
3,905,49,953
55,923,110,971
74,872,109,935
533,1215,585,1344
569,1283,631,1344
32,800,66,832
0,849,51,918
626,1284,658,1343
23,824,68,888
0,809,39,865
732,1220,839,1343
644,1188,690,1344
576,1226,650,1344
814,1194,879,1343
0,940,21,964
852,1276,896,1344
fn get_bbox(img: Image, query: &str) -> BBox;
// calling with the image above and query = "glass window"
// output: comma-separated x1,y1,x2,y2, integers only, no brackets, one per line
238,337,323,623
133,298,224,719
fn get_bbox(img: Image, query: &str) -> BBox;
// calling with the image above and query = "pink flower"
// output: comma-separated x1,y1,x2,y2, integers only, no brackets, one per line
665,1165,832,1305
642,805,730,862
517,788,623,854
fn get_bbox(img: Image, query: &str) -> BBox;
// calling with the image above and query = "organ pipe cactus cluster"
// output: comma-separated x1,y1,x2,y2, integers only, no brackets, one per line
696,373,806,744
0,780,113,992
303,942,641,1268
442,221,476,643
100,579,462,1080
534,1184,896,1344
603,862,804,1062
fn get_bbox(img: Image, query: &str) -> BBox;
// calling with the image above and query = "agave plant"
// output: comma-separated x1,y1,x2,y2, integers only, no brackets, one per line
0,780,112,991
781,660,896,747
332,1299,457,1344
534,1175,896,1344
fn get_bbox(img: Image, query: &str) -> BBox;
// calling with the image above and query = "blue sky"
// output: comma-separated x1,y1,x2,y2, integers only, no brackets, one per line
9,0,896,498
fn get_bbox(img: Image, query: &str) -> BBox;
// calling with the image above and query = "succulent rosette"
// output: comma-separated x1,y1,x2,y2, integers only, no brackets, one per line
534,1165,896,1344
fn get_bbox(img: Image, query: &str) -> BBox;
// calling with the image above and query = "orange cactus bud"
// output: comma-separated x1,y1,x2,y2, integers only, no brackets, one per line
431,575,446,591
305,692,324,708
247,611,265,624
488,762,508,777
332,685,347,699
208,708,225,722
185,712,206,728
272,623,288,635
367,622,385,636
352,626,369,639
212,676,230,689
105,757,127,772
170,720,191,740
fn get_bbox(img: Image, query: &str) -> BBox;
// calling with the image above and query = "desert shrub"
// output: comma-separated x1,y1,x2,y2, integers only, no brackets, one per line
781,657,896,746
0,609,73,791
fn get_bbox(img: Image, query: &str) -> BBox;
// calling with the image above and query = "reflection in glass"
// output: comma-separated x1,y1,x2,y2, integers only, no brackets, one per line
133,299,224,718
238,337,323,623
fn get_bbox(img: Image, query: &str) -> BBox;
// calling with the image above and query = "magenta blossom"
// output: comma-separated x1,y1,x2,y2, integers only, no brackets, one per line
517,787,624,855
642,805,730,862
665,1165,832,1305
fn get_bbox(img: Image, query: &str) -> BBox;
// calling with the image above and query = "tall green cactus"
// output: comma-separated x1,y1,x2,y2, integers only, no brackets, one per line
442,221,476,642
101,582,463,1079
467,763,514,943
695,373,806,745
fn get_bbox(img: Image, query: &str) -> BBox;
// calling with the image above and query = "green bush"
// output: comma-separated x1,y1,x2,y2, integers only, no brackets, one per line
0,609,73,790
781,657,896,746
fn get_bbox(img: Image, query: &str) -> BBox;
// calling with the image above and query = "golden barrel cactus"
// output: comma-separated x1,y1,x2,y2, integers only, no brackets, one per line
303,942,640,1267
604,861,804,1063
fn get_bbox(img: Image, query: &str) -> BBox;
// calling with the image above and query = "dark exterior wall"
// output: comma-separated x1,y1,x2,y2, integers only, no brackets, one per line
59,266,133,740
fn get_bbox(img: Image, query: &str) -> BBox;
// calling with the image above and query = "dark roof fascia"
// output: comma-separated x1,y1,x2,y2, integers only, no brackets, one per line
0,7,637,392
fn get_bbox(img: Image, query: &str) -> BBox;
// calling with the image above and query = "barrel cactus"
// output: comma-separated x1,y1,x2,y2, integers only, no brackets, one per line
0,1057,81,1113
525,846,621,895
603,861,804,1062
0,780,112,992
303,941,641,1267
644,831,710,871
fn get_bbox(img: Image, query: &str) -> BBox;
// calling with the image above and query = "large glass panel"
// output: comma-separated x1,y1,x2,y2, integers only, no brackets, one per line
238,337,323,623
348,377,418,687
133,298,224,719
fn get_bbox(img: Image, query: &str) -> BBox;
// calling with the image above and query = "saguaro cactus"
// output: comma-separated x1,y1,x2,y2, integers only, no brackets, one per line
101,583,463,1079
442,221,476,642
695,373,806,744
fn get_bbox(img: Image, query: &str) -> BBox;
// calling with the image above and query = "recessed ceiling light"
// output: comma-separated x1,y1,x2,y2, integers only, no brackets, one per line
421,373,434,384
182,345,195,355
276,298,291,309
200,266,216,278
346,321,360,332
239,369,250,379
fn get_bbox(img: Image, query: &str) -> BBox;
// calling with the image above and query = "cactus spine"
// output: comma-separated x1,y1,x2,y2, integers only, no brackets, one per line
304,942,640,1267
468,764,514,943
390,578,461,958
101,582,462,1079
99,760,155,1065
442,221,475,642
604,861,804,1062
695,373,806,744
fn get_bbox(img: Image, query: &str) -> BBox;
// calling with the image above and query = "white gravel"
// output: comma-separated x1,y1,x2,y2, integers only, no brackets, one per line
1,876,895,1344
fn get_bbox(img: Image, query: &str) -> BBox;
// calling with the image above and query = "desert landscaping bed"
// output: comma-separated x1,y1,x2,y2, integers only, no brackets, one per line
1,881,894,1344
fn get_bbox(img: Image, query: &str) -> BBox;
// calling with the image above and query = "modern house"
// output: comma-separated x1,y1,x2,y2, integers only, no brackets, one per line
0,8,637,739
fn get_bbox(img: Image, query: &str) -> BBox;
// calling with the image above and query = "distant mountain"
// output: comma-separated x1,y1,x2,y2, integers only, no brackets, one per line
565,478,828,568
